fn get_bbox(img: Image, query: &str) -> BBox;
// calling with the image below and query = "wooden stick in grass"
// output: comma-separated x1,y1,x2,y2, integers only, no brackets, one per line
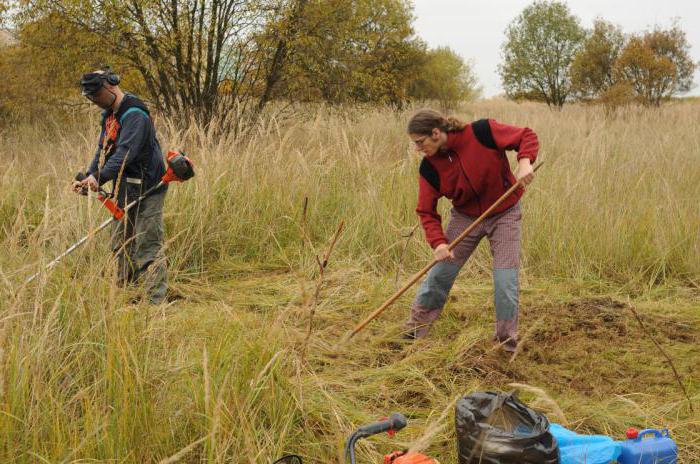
301,220,345,362
343,162,544,343
626,301,694,412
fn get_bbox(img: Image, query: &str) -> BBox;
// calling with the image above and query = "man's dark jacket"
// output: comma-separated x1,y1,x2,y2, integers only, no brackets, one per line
87,94,167,206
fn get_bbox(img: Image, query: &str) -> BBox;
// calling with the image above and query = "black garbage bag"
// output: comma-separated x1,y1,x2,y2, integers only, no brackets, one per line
455,391,559,464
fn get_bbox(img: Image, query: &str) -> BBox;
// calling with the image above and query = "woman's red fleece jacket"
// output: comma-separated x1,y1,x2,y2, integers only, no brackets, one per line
416,119,539,249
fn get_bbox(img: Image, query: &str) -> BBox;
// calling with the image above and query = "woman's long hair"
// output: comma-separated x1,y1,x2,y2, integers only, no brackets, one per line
407,109,465,135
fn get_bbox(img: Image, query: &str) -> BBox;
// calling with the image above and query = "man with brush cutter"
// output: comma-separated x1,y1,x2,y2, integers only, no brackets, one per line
72,67,169,304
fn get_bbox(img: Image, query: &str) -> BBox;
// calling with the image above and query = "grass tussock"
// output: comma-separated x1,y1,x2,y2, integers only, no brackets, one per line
0,100,698,463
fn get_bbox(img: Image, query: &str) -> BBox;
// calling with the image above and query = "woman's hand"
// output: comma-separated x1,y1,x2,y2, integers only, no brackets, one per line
433,243,454,261
516,158,534,186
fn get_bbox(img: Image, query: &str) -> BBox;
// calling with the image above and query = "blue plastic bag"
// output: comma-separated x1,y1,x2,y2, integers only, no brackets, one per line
550,423,621,464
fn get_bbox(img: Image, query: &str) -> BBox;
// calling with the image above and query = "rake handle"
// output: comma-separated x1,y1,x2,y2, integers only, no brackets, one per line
345,162,543,341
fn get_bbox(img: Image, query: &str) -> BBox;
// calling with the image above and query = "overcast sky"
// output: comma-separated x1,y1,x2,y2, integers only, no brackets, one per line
412,0,700,97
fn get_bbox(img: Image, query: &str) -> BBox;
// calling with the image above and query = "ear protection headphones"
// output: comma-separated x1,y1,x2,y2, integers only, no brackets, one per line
80,66,121,97
102,66,121,86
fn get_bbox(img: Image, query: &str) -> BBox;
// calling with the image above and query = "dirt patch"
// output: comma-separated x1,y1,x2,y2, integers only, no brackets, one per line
513,296,699,396
641,315,699,344
525,297,631,344
523,296,699,345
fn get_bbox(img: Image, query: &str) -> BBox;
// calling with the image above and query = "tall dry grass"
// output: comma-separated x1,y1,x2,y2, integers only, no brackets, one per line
3,100,700,285
0,100,698,462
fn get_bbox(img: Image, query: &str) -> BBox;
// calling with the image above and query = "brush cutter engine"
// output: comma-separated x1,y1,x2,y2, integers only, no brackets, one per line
163,149,195,183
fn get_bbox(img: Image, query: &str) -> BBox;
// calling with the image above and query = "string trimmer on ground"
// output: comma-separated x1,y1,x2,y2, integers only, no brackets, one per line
274,413,436,464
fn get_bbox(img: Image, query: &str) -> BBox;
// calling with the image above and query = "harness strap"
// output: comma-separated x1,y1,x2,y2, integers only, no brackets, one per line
119,107,149,125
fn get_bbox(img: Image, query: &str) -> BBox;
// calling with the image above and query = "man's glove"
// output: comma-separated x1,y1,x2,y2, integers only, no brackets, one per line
73,171,98,193
73,172,88,195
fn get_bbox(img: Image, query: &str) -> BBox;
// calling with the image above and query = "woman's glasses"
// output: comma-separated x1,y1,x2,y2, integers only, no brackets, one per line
412,135,429,147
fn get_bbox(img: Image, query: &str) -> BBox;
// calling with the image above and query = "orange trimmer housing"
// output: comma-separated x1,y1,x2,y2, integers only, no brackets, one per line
162,150,195,183
384,451,437,464
96,192,124,220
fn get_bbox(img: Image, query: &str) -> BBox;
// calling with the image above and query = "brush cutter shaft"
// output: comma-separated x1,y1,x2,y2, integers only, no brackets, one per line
25,216,115,283
345,163,543,341
23,150,194,286
24,181,165,285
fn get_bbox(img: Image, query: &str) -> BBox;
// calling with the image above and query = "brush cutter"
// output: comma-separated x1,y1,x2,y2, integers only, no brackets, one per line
273,413,436,464
24,150,195,285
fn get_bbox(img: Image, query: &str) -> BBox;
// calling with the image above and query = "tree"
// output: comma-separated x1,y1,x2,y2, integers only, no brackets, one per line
15,0,305,123
615,26,697,106
273,0,424,105
499,0,585,108
0,1,11,27
0,9,142,121
641,25,696,94
615,37,674,107
254,0,307,115
0,11,114,121
408,46,481,110
570,19,625,100
10,0,432,121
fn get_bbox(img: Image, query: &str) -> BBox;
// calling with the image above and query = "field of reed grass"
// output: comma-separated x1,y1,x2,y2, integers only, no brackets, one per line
0,100,698,462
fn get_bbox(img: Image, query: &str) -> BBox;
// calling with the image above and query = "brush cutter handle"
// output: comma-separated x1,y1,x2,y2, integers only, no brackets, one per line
75,172,125,219
74,172,89,195
344,162,543,342
345,413,409,464
356,413,407,438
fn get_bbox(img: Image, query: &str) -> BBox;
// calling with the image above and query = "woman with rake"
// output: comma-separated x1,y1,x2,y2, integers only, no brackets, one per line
405,109,538,352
